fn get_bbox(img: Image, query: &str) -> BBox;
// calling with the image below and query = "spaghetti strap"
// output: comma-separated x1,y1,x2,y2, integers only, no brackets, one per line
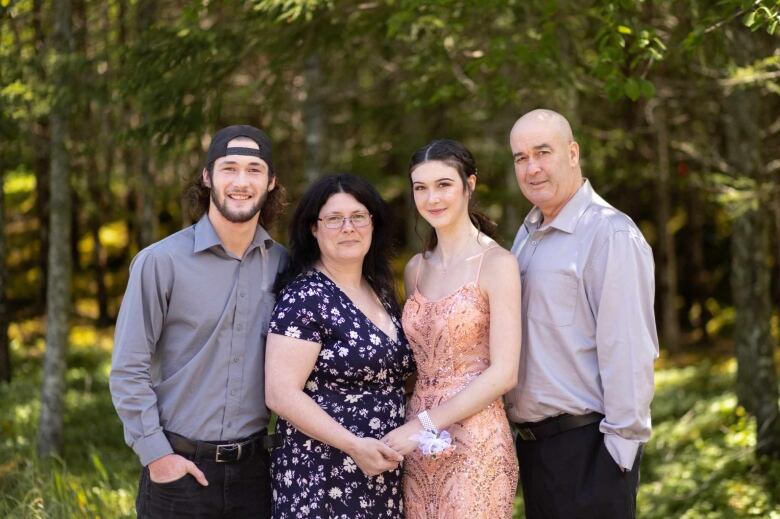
413,254,424,291
475,245,499,283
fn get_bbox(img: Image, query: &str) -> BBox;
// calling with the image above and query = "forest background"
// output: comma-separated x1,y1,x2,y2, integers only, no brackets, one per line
1,0,779,517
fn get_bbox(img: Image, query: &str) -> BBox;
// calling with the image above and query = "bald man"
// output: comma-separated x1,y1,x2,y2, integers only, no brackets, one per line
505,109,658,518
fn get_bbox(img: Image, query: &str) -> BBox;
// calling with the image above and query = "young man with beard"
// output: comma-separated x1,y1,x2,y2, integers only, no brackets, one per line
110,125,287,518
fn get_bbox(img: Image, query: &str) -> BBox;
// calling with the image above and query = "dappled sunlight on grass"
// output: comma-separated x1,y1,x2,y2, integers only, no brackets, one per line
4,455,137,518
1,336,137,517
1,332,777,517
655,357,735,389
638,358,779,518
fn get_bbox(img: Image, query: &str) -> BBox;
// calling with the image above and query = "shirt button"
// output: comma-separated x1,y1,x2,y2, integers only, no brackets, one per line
531,241,538,246
239,291,247,298
236,324,243,332
233,356,240,363
230,389,237,396
227,422,232,428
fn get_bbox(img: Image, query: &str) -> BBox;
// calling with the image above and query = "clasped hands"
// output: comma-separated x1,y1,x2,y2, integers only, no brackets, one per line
148,423,426,481
348,420,423,477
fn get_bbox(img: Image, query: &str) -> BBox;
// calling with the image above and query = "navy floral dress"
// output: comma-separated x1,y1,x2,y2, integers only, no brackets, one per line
268,270,415,519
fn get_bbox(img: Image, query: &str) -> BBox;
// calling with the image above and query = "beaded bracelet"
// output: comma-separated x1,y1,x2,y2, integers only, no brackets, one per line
417,410,438,435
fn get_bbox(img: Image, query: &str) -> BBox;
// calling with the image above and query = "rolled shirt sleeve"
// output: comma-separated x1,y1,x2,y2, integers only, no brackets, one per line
588,227,659,470
109,249,174,466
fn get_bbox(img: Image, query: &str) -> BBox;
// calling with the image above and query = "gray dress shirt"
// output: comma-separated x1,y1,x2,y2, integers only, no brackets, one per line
110,215,287,466
505,180,659,470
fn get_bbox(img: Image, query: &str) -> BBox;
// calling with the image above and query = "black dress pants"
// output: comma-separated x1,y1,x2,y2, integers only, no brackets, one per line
136,448,272,519
516,422,641,519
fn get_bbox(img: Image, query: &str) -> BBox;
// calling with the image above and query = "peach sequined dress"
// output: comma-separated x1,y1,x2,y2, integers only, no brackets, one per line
402,249,518,519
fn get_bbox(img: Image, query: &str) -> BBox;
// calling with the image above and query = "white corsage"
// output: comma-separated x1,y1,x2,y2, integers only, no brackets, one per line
409,430,454,456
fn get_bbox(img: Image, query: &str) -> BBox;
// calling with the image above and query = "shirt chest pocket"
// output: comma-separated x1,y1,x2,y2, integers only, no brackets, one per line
526,270,579,327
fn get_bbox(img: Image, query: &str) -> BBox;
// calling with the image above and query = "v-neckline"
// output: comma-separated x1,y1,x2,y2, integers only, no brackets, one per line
313,270,400,345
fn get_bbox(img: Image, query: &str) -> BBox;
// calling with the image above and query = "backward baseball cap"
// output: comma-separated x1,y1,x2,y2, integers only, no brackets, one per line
205,125,274,173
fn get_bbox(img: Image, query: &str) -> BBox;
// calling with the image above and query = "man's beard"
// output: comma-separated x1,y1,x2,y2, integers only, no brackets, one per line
211,189,267,223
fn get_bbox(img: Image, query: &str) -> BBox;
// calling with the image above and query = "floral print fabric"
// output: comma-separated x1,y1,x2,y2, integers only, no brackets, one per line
268,270,415,519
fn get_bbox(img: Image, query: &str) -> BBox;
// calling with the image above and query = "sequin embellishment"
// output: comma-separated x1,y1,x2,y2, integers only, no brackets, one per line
402,280,518,519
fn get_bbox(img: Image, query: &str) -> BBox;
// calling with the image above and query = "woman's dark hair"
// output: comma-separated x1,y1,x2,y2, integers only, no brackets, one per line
185,162,287,228
277,174,400,315
409,139,498,251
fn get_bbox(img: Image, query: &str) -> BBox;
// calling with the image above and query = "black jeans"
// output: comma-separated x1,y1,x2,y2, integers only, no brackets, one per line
136,448,272,519
516,422,642,519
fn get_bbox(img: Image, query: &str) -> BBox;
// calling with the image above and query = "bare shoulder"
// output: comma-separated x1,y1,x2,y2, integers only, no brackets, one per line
403,253,424,294
481,245,517,270
404,253,424,277
480,246,521,290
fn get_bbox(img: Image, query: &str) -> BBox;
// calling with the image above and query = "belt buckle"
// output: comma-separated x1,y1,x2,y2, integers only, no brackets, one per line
215,442,242,462
517,428,536,441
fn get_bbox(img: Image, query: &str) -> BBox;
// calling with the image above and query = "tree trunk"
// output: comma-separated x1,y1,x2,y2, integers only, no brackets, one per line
87,149,111,326
116,0,137,263
726,28,780,458
731,211,778,456
774,170,780,308
70,195,80,271
136,150,157,248
503,163,520,237
94,105,114,325
89,132,112,324
303,53,325,185
651,97,680,351
0,168,10,383
33,0,50,315
135,0,158,248
38,0,73,458
91,2,113,325
688,187,710,343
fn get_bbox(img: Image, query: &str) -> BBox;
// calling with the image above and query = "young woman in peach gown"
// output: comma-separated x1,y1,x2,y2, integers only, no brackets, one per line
381,139,521,518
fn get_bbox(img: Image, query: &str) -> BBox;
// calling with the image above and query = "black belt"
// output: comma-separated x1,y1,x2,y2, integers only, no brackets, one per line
164,430,281,463
515,412,604,441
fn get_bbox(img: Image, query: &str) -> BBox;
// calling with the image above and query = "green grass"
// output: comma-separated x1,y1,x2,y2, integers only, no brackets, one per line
1,329,779,518
1,326,137,518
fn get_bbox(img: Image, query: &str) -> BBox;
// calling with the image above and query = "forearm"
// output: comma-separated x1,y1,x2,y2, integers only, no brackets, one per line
109,364,172,465
269,388,358,454
596,298,656,441
599,355,654,443
424,364,515,430
596,328,655,471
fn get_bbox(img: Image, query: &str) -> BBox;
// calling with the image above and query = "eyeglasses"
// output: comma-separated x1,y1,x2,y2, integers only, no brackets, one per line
318,213,372,229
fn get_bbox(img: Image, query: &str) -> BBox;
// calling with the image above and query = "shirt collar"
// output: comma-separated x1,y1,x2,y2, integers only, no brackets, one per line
250,224,275,257
193,214,275,256
193,215,222,253
523,179,595,235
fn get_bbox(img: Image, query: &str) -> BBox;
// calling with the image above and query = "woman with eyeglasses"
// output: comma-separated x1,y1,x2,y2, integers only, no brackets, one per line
265,174,414,518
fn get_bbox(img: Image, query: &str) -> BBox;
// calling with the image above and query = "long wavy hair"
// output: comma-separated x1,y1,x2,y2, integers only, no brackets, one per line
185,162,287,228
277,174,400,315
408,139,498,252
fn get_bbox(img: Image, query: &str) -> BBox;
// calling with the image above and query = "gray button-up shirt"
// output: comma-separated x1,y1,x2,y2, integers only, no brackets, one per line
505,180,659,470
110,215,287,466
